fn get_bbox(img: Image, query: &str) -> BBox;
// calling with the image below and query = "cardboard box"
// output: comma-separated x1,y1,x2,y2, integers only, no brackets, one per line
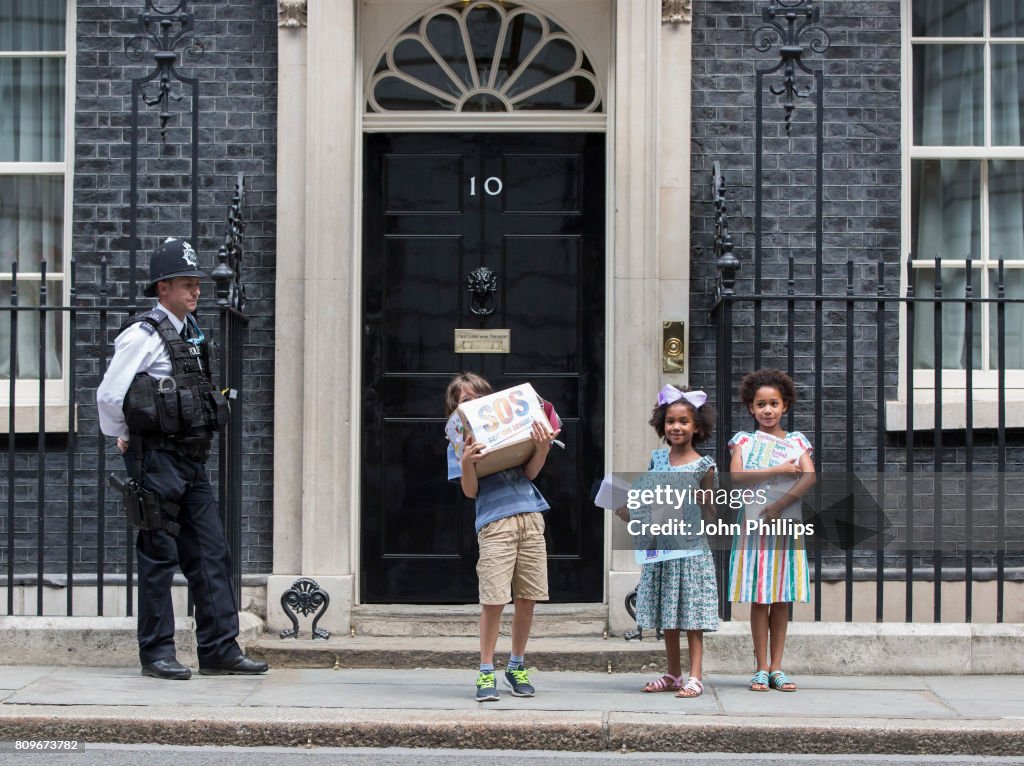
445,383,557,478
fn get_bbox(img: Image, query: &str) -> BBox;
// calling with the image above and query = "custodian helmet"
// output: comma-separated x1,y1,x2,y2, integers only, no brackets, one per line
143,238,207,297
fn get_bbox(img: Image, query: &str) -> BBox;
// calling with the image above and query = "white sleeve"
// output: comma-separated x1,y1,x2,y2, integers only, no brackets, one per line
95,326,164,441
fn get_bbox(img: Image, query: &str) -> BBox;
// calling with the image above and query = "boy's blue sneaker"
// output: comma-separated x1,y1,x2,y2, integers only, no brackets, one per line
503,666,536,697
476,671,500,702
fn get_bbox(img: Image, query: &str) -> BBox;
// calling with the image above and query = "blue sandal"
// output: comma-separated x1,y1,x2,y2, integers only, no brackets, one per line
768,670,797,692
749,669,770,692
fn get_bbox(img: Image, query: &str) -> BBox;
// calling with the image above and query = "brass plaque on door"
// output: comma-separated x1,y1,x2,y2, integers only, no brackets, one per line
454,329,511,354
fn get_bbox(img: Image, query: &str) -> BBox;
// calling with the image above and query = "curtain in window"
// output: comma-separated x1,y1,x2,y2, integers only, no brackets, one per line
0,1,65,381
0,0,65,52
911,160,980,369
0,177,63,380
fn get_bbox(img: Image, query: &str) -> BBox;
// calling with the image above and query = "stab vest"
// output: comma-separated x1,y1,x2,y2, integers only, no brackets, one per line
120,310,229,444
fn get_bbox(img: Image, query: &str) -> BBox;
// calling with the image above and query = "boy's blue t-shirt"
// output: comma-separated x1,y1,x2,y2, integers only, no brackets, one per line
447,443,549,533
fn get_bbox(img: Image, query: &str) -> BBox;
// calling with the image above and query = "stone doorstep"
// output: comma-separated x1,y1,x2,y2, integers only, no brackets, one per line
349,603,607,637
0,616,1022,674
254,622,1024,675
0,709,1022,756
0,613,265,668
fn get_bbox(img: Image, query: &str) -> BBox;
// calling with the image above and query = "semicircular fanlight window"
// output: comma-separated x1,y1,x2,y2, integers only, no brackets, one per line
368,0,602,113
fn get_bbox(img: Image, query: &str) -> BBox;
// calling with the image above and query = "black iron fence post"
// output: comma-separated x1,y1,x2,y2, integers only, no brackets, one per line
212,174,249,610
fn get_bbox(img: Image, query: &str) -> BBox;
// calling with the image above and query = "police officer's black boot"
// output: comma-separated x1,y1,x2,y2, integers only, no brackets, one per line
141,657,192,680
198,654,268,675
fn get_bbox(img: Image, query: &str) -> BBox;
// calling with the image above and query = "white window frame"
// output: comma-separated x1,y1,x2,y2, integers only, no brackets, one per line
893,0,1024,430
0,0,76,432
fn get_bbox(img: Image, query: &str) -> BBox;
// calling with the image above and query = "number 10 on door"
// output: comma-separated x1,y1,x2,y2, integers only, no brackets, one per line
469,176,503,196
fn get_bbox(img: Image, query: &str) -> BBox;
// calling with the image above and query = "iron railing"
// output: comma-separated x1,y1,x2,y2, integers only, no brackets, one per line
1,177,248,617
711,160,1024,624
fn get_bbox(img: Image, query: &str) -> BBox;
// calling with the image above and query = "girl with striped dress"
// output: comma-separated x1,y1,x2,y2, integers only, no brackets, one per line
727,369,816,693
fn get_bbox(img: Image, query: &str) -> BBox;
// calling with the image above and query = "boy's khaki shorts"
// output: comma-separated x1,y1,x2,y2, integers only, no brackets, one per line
477,512,549,605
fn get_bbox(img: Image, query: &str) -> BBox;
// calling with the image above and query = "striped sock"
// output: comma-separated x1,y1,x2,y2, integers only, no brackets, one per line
508,655,524,670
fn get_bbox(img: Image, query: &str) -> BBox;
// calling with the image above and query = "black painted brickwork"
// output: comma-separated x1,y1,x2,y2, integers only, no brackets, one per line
690,0,899,456
0,0,277,581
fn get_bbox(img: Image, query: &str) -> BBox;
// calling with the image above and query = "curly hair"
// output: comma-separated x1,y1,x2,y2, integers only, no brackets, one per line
444,372,493,416
738,368,797,408
649,388,717,445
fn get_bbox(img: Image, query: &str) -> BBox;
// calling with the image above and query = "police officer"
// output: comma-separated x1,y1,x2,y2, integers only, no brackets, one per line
97,238,268,680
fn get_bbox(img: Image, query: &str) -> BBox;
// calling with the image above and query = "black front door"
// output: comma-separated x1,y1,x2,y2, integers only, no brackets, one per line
361,132,604,603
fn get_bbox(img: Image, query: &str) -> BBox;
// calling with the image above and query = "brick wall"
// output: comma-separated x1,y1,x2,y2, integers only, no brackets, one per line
689,0,902,460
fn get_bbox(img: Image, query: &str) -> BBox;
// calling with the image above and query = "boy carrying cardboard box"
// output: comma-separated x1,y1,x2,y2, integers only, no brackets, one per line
444,373,561,702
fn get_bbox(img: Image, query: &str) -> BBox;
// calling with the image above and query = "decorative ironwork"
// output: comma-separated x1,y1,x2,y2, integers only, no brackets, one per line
280,577,331,640
622,588,662,641
124,0,205,141
278,0,307,28
212,174,247,312
752,0,830,134
712,162,739,301
661,0,692,24
467,266,498,317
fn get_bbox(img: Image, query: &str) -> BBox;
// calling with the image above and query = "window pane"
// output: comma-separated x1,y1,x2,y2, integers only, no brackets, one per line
0,0,65,52
425,13,474,90
466,3,503,84
393,38,464,97
911,160,981,259
992,46,1024,145
493,12,546,91
912,0,983,37
990,160,1024,259
0,57,66,161
0,176,65,273
991,0,1024,37
0,280,63,380
911,268,983,369
989,269,1024,368
372,75,457,111
913,44,983,145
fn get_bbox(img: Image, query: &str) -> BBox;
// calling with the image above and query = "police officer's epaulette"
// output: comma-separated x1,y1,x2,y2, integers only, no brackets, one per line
119,309,167,336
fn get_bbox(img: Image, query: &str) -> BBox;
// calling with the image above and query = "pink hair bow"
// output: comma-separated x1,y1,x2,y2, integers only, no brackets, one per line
657,384,707,409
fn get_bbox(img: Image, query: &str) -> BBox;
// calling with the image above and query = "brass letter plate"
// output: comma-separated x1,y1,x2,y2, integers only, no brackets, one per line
454,328,511,354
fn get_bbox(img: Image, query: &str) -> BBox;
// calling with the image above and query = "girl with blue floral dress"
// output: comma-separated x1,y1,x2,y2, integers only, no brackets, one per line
631,385,720,699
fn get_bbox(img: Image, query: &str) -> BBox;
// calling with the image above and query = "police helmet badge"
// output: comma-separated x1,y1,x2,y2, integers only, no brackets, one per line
180,240,198,268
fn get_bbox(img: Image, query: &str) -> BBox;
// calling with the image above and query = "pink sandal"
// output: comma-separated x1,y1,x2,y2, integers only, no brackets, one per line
641,673,683,693
675,676,704,698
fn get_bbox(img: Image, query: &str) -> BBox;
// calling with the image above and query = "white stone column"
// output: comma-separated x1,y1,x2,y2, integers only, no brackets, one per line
657,12,694,360
267,0,357,636
608,0,664,633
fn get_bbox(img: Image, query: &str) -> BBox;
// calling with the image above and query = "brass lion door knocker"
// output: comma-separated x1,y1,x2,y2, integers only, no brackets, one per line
467,266,497,317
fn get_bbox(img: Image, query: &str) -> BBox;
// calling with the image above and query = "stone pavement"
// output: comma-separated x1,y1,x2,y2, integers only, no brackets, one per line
0,665,1022,756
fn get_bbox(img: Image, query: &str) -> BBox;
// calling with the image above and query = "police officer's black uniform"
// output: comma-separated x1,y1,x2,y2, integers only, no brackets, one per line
97,239,267,680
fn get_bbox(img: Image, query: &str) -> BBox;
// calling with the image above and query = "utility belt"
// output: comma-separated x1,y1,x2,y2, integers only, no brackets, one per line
135,433,213,462
108,474,181,536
